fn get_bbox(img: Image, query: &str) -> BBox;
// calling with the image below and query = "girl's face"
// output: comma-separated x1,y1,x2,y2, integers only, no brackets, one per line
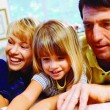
5,35,32,71
41,54,71,81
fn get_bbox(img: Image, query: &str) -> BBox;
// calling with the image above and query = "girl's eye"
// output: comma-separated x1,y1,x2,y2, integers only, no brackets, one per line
41,57,50,63
42,57,50,61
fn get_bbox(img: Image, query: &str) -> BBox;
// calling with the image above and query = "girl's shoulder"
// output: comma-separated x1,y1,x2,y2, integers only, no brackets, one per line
32,72,49,90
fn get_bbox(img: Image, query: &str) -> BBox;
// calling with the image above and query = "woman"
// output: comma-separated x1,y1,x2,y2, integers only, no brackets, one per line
0,17,40,107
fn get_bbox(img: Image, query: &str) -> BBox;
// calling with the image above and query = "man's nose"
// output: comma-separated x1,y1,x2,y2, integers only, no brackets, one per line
93,24,103,42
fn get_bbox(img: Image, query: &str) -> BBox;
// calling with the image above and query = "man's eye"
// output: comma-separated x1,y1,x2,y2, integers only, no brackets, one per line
103,22,110,28
84,24,93,30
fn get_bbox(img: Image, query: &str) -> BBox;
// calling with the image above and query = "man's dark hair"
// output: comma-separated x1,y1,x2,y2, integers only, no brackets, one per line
79,0,110,18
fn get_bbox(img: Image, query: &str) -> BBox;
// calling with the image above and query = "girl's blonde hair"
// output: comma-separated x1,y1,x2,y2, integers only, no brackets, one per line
7,17,40,46
33,20,85,83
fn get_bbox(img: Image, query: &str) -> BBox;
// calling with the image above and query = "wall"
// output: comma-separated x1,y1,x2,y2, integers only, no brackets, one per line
0,0,10,22
8,0,82,25
0,0,10,58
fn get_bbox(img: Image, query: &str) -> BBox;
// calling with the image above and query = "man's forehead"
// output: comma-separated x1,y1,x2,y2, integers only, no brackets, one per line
83,6,110,22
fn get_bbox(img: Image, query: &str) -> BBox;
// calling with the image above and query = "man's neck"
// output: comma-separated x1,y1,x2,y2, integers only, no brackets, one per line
97,58,110,72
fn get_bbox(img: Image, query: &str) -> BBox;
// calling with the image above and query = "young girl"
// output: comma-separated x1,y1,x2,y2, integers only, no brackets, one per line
7,20,90,110
0,17,40,108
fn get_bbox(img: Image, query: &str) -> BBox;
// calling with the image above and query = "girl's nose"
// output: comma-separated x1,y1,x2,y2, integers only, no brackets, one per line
49,61,58,71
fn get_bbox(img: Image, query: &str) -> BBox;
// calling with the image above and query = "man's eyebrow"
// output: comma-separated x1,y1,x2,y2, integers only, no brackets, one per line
83,19,110,24
100,19,110,22
83,21,91,24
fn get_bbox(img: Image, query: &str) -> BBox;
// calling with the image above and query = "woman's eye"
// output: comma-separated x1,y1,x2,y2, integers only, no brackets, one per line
8,39,13,45
21,44,30,49
21,46,28,49
58,57,64,60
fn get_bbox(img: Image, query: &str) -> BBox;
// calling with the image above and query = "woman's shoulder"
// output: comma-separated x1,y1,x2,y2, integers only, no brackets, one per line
0,59,9,90
0,59,7,64
0,59,8,74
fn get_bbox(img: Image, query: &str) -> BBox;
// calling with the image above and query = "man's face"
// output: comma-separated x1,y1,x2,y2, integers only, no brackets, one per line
83,6,110,61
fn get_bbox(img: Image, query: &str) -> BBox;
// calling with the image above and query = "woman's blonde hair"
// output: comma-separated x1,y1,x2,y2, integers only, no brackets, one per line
7,17,40,46
33,20,85,83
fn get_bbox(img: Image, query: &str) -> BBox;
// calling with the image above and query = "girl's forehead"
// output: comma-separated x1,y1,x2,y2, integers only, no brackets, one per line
39,48,67,57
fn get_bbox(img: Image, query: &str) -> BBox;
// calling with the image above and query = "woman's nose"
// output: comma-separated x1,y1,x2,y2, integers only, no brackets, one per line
10,45,19,55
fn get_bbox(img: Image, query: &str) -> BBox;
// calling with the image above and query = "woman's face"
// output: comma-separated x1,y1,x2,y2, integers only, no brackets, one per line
5,35,32,71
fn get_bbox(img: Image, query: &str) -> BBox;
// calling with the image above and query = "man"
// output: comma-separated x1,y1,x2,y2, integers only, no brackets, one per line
57,0,110,110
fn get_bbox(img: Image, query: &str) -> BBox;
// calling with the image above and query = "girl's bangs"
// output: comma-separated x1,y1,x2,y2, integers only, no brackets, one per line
37,41,67,58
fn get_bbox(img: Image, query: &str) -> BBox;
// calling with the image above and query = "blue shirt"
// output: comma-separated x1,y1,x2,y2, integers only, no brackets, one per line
8,67,32,102
0,59,32,102
0,59,10,101
9,73,27,102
